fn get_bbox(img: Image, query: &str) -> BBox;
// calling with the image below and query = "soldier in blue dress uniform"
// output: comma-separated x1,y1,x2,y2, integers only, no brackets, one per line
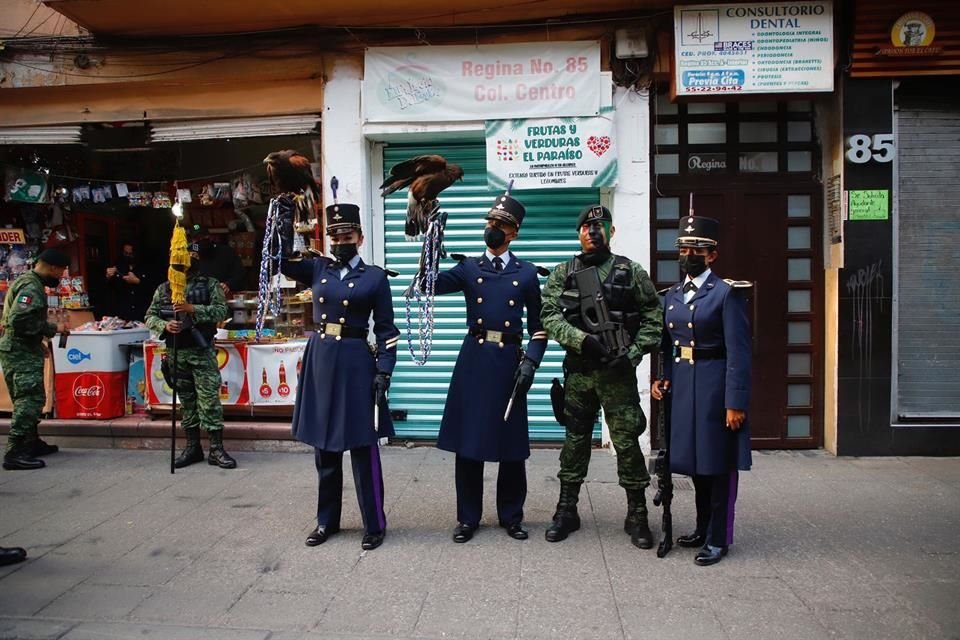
651,215,752,566
280,200,400,551
434,192,548,543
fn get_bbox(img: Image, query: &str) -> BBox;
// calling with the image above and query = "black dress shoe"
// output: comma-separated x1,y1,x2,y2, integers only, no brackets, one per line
361,532,385,550
31,439,59,457
677,532,706,548
694,545,728,566
504,523,528,540
305,525,339,547
452,523,477,543
0,546,26,566
2,449,45,471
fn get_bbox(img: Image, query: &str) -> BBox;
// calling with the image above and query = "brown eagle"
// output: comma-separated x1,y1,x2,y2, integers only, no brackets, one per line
379,154,464,237
264,149,320,227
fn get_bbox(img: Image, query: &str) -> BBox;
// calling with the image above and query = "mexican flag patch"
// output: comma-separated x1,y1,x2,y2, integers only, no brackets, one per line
17,294,33,309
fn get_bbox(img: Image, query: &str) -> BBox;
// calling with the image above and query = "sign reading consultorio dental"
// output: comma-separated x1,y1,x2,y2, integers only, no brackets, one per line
674,1,833,96
485,113,616,190
364,42,600,122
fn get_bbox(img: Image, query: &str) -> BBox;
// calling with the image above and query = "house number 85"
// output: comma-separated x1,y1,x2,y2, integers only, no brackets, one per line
845,134,895,164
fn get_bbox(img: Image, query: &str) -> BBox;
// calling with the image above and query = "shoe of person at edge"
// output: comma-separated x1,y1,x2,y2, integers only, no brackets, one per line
2,447,45,471
361,532,385,550
0,546,27,566
694,544,729,566
500,521,529,540
305,525,340,547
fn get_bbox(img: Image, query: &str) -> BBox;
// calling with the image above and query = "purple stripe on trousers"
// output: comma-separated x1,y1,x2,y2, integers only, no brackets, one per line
370,445,387,532
725,471,739,546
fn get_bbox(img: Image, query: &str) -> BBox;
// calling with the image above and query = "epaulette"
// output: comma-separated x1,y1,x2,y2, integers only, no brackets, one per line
384,268,399,278
535,265,550,277
450,253,470,263
656,286,672,296
723,279,754,289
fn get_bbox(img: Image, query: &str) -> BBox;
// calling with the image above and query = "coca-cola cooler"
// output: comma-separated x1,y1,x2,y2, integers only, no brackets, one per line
52,328,151,419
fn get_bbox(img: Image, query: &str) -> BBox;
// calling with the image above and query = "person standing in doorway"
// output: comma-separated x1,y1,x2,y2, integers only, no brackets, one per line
651,215,752,566
105,242,151,321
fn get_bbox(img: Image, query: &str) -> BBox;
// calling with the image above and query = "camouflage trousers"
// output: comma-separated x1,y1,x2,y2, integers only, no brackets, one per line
0,349,45,452
167,347,224,432
558,364,651,492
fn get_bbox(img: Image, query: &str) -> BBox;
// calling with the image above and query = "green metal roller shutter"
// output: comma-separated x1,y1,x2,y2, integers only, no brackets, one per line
383,141,601,441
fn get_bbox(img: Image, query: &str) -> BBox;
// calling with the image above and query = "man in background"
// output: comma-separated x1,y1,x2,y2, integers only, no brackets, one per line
190,226,246,297
105,242,151,321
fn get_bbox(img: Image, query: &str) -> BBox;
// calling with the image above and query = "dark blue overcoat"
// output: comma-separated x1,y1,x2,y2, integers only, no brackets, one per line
281,257,399,452
661,272,752,476
434,254,547,462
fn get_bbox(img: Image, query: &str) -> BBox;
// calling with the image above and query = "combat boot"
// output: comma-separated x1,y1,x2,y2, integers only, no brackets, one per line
625,488,654,549
545,482,582,542
26,429,59,457
173,428,204,469
207,430,237,469
2,439,45,471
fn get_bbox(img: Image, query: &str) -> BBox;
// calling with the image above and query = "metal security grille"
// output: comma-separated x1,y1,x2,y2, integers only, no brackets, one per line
383,142,601,441
895,97,960,419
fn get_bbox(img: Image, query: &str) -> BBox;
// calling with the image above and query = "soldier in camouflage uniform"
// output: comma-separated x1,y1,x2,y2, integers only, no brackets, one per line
540,205,662,548
144,241,235,469
1,249,70,471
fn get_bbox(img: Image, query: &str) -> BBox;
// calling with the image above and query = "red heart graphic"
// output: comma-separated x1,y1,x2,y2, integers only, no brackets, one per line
587,135,611,157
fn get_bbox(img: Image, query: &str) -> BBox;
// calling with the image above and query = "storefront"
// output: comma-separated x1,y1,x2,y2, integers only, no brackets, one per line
837,0,960,455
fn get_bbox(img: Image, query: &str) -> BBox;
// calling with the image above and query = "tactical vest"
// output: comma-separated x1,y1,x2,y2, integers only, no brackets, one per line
159,277,216,349
559,254,643,342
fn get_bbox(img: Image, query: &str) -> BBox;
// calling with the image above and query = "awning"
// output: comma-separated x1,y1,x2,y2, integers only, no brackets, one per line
150,115,321,142
0,125,82,145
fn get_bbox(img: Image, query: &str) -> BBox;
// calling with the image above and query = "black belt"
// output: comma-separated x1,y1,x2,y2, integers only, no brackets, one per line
467,327,523,345
673,346,726,362
320,323,367,339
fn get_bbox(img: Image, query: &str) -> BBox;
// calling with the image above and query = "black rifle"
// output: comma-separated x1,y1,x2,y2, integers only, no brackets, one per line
573,266,630,360
653,303,673,558
159,307,210,351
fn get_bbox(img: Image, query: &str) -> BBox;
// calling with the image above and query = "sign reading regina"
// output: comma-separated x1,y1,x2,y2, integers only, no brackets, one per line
364,42,601,122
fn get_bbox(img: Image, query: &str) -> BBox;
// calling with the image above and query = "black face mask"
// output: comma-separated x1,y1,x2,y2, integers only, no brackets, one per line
331,243,358,265
197,239,215,259
41,275,60,288
484,226,506,250
679,254,708,278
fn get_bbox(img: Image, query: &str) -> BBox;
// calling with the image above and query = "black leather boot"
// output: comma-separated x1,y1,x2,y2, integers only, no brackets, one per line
174,429,204,469
545,482,582,542
3,439,45,471
28,434,59,457
0,546,27,566
207,430,237,469
625,489,654,549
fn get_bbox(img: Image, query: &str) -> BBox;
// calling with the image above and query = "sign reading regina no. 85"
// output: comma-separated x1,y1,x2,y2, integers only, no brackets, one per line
364,42,601,122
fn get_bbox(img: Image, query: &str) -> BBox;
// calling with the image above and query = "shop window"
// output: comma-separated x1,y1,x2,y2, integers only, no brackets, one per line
788,151,813,172
787,415,811,437
657,259,680,283
656,197,680,220
787,195,812,218
656,93,678,115
788,100,813,113
688,103,726,114
787,290,812,313
655,154,679,174
787,384,811,406
787,321,812,344
657,229,678,252
788,353,811,376
655,124,679,145
788,227,812,250
739,121,778,143
788,121,812,142
740,102,778,113
787,258,812,281
688,123,726,145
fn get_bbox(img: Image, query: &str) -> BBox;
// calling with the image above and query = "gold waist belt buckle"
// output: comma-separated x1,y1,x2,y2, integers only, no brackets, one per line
680,346,694,362
324,323,342,337
484,330,503,343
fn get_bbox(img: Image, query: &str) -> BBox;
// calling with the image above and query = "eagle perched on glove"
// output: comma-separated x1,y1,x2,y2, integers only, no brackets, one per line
379,154,464,238
263,150,320,222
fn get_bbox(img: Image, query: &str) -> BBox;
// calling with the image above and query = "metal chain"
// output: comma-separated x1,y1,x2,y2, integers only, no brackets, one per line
405,212,445,365
255,197,284,342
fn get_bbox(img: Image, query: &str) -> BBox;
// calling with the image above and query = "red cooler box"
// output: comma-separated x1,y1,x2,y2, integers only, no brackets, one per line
55,371,126,419
52,328,151,419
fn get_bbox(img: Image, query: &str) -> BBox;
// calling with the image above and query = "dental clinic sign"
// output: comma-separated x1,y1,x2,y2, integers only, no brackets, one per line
674,1,833,96
485,113,617,191
364,42,601,122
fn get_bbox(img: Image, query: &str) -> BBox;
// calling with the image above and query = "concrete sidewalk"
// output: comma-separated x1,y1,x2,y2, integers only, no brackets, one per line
0,447,957,640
